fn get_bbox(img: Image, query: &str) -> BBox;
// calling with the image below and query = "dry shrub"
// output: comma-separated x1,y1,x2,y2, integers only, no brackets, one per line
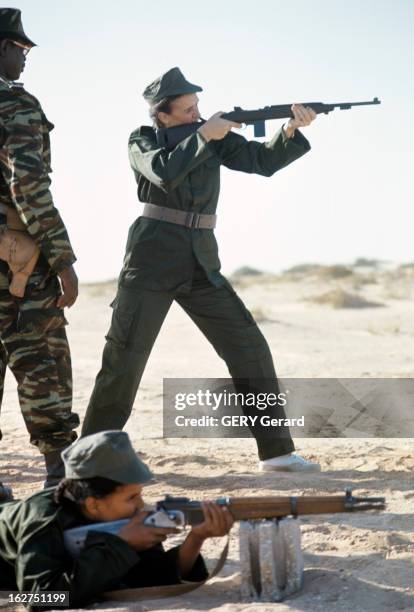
231,266,264,277
351,274,378,289
353,257,382,268
307,288,385,309
283,263,322,275
316,265,353,280
282,263,353,282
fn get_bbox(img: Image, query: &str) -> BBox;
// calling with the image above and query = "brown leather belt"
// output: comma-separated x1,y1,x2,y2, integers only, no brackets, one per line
142,203,216,229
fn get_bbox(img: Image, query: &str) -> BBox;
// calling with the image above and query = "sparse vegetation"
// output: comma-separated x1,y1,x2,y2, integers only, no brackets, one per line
283,263,322,275
351,274,378,289
316,265,353,280
353,257,382,268
397,263,414,273
306,288,385,309
231,266,264,277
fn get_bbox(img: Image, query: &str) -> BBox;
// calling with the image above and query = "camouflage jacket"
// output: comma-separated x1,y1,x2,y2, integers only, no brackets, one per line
126,125,310,291
0,77,76,273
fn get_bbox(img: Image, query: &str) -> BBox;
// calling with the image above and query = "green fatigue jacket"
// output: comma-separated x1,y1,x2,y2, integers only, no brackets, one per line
125,125,310,291
0,78,76,273
0,489,207,608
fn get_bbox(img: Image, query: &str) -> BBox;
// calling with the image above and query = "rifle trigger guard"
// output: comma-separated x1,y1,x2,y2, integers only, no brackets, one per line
290,496,298,517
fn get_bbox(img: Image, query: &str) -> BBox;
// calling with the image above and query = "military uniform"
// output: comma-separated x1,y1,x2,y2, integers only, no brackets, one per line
0,489,207,607
0,9,79,455
83,68,311,460
0,432,208,607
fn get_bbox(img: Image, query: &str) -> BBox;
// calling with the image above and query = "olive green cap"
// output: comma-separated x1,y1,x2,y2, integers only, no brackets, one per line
143,66,202,105
0,8,36,47
62,431,154,485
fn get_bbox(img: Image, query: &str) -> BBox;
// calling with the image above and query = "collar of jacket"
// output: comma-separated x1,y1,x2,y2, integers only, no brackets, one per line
0,75,24,90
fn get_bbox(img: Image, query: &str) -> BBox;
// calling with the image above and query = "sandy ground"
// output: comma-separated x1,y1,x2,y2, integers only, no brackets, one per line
0,264,413,611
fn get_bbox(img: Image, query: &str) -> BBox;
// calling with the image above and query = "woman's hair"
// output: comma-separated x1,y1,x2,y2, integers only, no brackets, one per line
149,94,182,127
53,476,121,508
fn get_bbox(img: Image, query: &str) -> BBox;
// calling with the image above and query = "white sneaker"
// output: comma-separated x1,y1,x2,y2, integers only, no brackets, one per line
259,453,321,473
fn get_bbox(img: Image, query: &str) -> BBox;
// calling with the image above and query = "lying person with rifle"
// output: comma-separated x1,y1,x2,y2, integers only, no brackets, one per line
0,431,385,608
0,431,233,608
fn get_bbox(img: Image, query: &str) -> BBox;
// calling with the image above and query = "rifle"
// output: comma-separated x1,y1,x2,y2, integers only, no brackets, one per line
156,97,381,150
64,489,385,557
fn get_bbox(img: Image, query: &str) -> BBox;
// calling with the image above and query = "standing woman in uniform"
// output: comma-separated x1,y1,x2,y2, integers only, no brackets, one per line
83,67,320,474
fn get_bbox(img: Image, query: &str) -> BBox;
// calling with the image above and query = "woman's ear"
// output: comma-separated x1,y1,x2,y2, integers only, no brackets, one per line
83,496,100,518
157,111,171,128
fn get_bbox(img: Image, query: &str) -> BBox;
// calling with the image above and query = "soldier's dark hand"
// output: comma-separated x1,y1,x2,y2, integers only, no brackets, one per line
198,112,241,142
190,502,234,540
57,265,78,309
118,511,180,551
283,104,317,138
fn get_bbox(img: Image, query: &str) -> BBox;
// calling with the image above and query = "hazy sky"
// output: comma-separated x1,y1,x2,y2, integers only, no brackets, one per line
12,0,414,281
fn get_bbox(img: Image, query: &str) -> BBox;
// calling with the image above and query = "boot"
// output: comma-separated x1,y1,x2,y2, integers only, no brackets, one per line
43,449,66,488
0,482,13,502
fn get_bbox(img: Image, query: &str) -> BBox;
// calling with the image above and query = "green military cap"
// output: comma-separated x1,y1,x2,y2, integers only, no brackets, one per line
62,431,154,485
143,66,202,105
0,8,36,47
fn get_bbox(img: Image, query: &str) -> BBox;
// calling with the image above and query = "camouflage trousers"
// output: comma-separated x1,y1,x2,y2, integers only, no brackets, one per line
0,262,79,454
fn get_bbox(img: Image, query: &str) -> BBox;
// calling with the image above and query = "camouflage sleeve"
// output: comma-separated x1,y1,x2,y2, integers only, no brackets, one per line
0,101,76,273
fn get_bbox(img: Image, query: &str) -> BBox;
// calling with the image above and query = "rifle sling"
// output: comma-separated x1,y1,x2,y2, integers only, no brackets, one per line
101,535,229,602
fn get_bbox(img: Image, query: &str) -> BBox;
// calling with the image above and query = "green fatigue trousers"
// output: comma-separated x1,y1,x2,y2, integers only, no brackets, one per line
0,262,79,454
83,265,295,460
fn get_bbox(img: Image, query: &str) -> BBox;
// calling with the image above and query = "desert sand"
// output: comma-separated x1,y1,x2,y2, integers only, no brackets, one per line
0,262,413,611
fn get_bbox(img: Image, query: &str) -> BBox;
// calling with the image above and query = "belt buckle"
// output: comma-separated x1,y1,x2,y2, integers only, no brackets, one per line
186,212,200,229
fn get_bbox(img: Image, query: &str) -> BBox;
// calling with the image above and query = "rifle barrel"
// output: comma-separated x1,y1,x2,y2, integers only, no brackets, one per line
223,98,381,123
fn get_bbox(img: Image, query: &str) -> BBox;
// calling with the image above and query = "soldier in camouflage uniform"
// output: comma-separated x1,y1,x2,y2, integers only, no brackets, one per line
0,8,79,487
